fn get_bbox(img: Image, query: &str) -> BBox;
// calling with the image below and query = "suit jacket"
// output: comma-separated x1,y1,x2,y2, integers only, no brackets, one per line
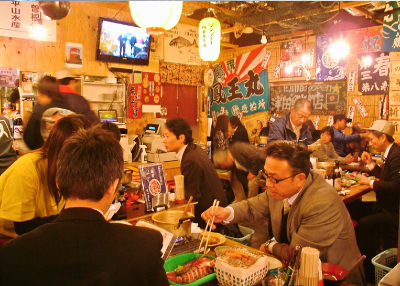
229,142,265,176
230,171,364,285
231,125,249,144
369,143,400,214
181,144,228,229
0,208,169,286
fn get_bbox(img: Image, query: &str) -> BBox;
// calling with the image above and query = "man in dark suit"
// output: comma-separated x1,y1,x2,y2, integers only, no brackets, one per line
0,128,169,286
163,117,228,230
229,116,249,143
358,120,400,283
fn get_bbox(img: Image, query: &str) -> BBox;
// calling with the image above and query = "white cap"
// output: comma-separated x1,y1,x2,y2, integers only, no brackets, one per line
56,68,76,80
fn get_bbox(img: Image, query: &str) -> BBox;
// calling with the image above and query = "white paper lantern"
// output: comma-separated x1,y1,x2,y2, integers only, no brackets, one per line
199,17,221,62
129,1,182,36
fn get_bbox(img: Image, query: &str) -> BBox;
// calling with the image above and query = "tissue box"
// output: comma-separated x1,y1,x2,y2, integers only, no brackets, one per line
120,202,145,219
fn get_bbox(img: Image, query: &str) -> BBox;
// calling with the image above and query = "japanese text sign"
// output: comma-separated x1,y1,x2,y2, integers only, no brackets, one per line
358,52,390,95
127,83,142,119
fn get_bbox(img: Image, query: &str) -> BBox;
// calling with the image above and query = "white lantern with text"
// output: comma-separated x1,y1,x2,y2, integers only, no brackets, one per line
129,1,182,36
199,17,221,62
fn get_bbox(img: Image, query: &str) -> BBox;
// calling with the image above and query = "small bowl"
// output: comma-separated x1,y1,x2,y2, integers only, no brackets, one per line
321,263,348,286
308,144,320,151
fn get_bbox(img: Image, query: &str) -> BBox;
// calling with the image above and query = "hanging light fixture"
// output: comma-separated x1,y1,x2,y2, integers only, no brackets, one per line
330,34,349,60
199,9,221,62
260,30,267,44
129,1,182,36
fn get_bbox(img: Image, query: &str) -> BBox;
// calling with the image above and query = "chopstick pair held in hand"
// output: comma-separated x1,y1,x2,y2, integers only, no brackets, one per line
198,199,220,253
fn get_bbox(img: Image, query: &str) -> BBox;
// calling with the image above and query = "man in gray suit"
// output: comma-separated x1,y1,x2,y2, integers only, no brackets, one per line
202,140,365,285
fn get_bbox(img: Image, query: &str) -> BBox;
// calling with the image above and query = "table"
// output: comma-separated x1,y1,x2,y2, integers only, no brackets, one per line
341,184,373,204
341,162,370,173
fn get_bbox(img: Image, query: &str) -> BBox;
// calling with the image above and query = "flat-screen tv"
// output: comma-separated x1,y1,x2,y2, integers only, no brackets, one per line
96,17,151,66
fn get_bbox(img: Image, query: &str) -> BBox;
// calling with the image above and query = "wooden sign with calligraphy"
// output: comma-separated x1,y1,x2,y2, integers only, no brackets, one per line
391,60,400,75
269,81,347,115
389,105,400,120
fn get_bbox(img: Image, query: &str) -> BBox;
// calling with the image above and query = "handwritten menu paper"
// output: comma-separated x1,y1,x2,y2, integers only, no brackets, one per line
139,163,168,211
136,220,173,257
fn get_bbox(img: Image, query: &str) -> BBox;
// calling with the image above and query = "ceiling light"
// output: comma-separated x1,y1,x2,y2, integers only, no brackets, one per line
38,1,71,20
285,64,293,74
362,55,372,66
301,54,310,64
199,14,221,62
330,36,349,60
260,31,267,44
129,1,182,36
31,25,47,39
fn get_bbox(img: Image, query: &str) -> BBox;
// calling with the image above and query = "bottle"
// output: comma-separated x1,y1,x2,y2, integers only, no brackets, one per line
333,160,341,191
283,244,302,286
13,114,23,140
139,145,147,163
325,174,333,187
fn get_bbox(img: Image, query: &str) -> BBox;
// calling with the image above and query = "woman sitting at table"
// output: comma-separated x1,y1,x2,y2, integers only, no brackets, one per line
0,115,91,237
311,126,353,164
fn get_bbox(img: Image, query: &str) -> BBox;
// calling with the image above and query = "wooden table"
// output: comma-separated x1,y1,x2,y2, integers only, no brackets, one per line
340,184,373,204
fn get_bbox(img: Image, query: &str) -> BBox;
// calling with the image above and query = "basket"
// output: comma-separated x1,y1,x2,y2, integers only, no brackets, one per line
223,225,254,246
371,248,398,285
164,253,216,286
215,255,269,286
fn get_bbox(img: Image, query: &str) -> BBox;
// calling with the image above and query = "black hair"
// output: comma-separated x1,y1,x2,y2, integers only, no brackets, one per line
265,140,310,176
165,117,193,145
229,116,242,127
320,126,334,138
372,130,394,143
38,76,61,101
97,122,121,141
58,77,74,86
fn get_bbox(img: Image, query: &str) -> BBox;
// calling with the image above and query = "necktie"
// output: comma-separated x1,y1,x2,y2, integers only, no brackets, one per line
284,199,291,215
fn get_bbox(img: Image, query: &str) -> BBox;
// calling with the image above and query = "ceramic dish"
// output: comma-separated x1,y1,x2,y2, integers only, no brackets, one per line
201,232,226,247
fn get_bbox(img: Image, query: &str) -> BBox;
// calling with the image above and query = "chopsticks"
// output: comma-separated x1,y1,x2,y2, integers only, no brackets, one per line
198,199,220,253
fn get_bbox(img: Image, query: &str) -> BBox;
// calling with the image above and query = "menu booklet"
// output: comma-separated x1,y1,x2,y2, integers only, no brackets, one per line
138,163,168,211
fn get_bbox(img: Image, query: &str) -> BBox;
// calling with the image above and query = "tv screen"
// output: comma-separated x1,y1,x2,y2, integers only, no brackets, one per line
98,110,118,122
96,17,151,66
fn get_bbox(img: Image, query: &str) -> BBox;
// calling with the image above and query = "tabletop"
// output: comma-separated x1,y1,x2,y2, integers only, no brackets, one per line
340,184,373,204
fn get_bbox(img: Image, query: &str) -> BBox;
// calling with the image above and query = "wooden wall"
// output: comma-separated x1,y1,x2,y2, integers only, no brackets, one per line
0,2,389,141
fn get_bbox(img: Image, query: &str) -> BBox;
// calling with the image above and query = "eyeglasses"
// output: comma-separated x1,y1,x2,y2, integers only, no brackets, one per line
262,170,300,184
295,112,309,121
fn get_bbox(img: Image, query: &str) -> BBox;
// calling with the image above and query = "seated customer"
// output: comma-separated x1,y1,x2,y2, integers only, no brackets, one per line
311,126,353,164
0,115,91,237
0,128,169,286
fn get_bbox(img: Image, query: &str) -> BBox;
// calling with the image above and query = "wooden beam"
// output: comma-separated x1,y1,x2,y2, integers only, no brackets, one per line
352,6,384,24
221,42,239,49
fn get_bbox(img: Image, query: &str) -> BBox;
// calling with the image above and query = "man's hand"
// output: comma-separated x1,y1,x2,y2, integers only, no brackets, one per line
361,151,373,164
201,206,231,230
247,172,256,181
358,175,372,186
344,154,354,164
360,133,369,138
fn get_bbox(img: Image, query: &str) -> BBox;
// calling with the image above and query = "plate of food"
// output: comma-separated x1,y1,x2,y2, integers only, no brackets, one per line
201,232,226,247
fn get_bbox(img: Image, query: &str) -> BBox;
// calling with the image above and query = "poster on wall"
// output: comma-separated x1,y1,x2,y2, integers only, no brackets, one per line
242,114,266,139
279,40,303,78
149,36,163,61
315,33,347,82
357,51,390,95
269,81,347,115
127,83,142,119
65,42,82,68
164,23,201,65
382,1,400,52
346,105,356,127
209,46,270,118
142,72,161,105
356,28,382,53
0,1,56,42
0,67,19,88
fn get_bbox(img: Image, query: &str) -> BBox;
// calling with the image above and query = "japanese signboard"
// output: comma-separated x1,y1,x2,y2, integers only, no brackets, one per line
316,33,347,81
313,116,321,129
127,83,142,119
389,91,400,105
327,115,334,126
347,105,356,127
390,73,400,89
389,105,400,119
0,1,56,42
209,46,270,117
348,71,356,92
379,96,388,119
142,72,161,105
356,28,382,53
382,1,400,52
358,52,390,95
269,81,347,115
353,97,369,118
139,163,167,211
391,60,400,75
164,23,201,65
279,40,303,78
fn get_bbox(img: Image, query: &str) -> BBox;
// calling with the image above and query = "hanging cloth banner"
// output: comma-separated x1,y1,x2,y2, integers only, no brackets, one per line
159,61,204,86
127,83,142,119
315,33,347,82
357,51,390,95
382,1,400,52
209,45,270,117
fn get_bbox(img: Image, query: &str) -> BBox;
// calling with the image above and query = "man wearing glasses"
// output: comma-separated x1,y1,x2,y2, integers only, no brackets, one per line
267,99,314,148
202,141,365,285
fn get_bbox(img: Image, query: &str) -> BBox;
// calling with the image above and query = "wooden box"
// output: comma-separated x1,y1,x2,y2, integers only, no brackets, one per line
119,202,146,219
